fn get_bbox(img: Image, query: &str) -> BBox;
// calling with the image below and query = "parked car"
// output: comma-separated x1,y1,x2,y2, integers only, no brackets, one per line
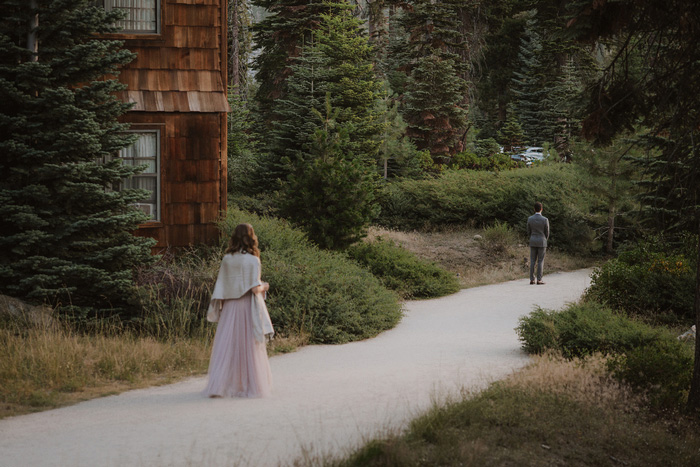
523,146,545,161
510,153,533,166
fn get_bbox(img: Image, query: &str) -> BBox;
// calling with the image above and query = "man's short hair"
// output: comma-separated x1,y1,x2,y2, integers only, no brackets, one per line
534,202,543,212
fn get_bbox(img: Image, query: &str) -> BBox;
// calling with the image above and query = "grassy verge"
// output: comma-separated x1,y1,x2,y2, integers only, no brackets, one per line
0,317,212,419
368,226,595,289
328,354,700,466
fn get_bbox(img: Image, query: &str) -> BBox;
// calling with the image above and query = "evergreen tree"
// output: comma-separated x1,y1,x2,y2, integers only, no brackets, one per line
388,0,472,162
541,57,583,157
251,0,347,121
281,95,379,249
401,54,467,165
575,135,639,254
229,0,254,98
0,1,154,318
316,8,385,162
497,104,526,152
511,14,548,145
264,5,384,184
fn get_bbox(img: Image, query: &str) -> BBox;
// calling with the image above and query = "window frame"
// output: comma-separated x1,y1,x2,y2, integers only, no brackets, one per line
117,127,163,225
99,0,164,39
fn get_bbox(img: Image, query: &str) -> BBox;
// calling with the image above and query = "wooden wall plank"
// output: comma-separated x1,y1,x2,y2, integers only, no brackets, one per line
124,48,219,71
167,4,220,27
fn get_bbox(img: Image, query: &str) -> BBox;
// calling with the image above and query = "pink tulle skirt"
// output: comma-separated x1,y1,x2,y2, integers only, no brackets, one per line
203,294,273,398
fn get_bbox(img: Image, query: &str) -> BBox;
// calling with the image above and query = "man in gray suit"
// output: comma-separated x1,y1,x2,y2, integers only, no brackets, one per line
527,202,549,285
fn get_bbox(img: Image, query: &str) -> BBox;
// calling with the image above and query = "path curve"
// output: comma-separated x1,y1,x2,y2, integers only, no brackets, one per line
0,269,592,467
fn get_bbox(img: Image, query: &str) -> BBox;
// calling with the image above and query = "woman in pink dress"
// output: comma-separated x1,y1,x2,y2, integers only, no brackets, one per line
203,223,274,398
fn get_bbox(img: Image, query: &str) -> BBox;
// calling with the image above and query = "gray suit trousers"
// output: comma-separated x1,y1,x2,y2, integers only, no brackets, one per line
530,247,546,282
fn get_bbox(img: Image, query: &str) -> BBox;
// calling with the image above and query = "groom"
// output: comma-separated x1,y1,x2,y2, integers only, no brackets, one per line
527,202,549,285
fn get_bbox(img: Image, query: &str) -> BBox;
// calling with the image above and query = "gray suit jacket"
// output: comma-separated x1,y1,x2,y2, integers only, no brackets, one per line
527,213,550,247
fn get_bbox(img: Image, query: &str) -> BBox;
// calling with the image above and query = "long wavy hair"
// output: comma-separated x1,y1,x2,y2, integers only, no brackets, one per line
226,223,260,257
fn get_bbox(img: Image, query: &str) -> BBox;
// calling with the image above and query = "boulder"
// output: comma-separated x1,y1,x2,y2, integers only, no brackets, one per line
0,294,55,328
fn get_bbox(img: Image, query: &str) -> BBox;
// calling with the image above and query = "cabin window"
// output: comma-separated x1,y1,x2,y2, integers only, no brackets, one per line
101,0,160,34
118,131,160,221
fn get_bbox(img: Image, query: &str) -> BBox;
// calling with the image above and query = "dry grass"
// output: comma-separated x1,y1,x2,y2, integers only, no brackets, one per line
502,352,645,413
0,320,213,419
330,353,700,467
368,226,595,288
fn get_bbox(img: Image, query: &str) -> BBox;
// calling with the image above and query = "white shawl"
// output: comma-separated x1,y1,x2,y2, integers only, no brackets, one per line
206,252,274,342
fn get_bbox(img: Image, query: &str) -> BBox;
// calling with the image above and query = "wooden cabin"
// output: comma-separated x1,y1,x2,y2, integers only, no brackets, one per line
100,0,229,249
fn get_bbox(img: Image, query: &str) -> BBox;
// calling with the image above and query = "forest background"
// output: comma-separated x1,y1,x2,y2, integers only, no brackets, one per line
2,0,700,462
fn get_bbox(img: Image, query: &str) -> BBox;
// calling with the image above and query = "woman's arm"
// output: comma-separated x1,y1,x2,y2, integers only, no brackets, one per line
250,282,269,295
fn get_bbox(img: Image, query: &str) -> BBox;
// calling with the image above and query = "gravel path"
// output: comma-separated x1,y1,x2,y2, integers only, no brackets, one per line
0,269,592,467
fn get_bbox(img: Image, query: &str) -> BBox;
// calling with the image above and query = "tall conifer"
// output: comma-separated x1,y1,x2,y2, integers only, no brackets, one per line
0,0,154,318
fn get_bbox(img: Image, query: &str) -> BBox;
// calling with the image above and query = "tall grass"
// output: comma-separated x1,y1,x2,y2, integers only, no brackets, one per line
0,316,211,418
327,354,700,467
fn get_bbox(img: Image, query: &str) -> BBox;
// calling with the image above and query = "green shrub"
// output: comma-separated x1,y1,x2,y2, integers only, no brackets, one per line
377,164,595,254
482,220,518,253
517,301,693,411
585,237,697,324
450,151,514,171
346,238,460,299
516,302,664,358
219,210,402,344
133,248,219,340
608,339,694,410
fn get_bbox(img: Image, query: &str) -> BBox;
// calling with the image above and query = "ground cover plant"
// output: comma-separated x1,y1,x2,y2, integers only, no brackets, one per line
325,354,700,466
346,238,460,299
378,164,596,254
219,209,403,344
516,302,694,412
585,236,697,324
366,226,594,289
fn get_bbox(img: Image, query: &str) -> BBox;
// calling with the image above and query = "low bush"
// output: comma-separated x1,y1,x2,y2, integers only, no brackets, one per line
346,238,460,299
219,210,402,344
334,358,700,466
377,164,595,254
481,220,518,254
133,248,220,340
608,339,694,410
516,302,694,411
585,237,697,324
516,302,663,358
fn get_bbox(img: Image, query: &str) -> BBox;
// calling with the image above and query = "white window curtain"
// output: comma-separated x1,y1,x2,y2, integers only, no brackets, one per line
119,132,160,221
103,0,158,33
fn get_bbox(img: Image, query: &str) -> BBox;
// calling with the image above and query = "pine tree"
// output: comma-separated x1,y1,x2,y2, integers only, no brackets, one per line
251,0,347,121
229,0,254,98
401,54,468,165
511,15,548,145
542,57,583,157
0,1,154,318
316,8,385,162
388,0,472,162
497,104,526,152
263,4,385,184
281,95,379,249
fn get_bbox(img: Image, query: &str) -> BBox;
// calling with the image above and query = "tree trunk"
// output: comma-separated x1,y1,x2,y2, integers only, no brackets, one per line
687,222,700,413
28,0,38,62
229,0,240,91
606,203,616,254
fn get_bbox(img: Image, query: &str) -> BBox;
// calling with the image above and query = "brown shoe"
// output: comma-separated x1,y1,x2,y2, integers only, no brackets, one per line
530,280,536,285
537,281,546,285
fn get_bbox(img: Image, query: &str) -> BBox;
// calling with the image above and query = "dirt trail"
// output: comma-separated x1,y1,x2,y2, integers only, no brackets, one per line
0,270,591,467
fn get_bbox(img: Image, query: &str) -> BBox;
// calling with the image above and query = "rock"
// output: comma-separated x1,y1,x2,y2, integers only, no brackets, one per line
473,234,483,241
678,325,696,341
0,294,56,328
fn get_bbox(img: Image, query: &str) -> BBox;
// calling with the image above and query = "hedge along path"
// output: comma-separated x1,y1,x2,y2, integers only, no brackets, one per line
0,269,592,467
